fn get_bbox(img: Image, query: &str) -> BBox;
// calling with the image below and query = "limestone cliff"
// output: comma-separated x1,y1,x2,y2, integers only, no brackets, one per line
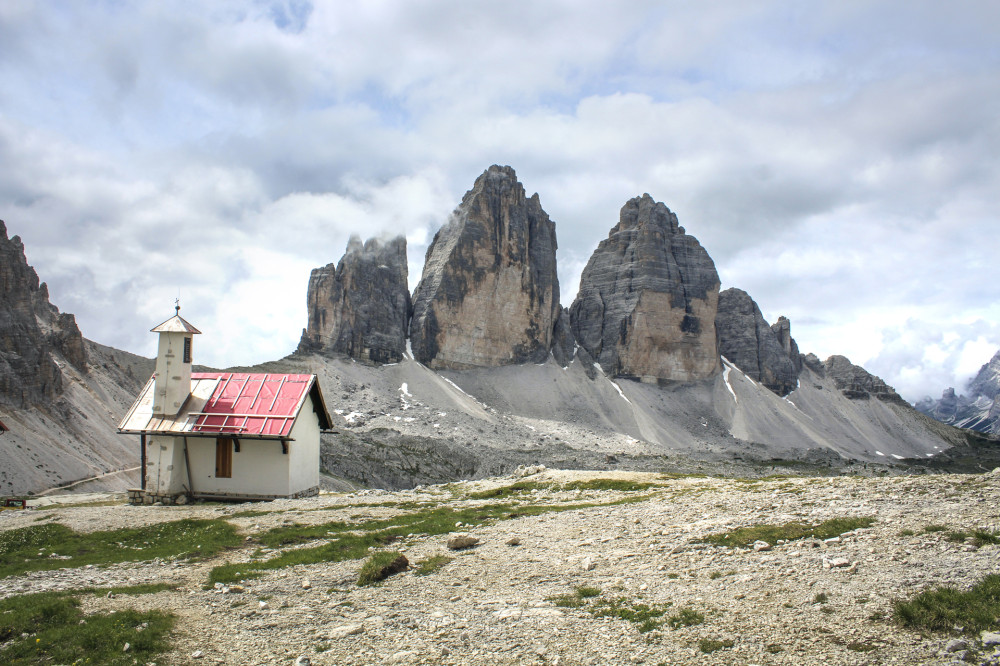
715,288,798,396
0,220,87,407
771,316,803,374
569,194,720,382
409,165,560,369
916,349,1000,434
299,235,410,364
824,355,906,404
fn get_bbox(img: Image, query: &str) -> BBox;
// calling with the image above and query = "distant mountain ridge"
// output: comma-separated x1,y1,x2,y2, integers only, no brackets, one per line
916,350,1000,435
0,166,988,495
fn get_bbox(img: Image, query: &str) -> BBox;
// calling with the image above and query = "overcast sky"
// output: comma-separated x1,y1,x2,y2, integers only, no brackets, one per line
2,1,998,402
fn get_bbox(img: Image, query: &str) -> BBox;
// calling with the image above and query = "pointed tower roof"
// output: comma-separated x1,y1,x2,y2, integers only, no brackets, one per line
150,301,201,334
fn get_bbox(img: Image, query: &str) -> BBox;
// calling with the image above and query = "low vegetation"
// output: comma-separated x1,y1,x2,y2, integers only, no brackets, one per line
210,495,654,585
0,589,173,665
0,519,242,579
547,587,683,633
356,551,408,586
697,516,875,548
698,638,734,653
893,574,1000,635
413,554,454,576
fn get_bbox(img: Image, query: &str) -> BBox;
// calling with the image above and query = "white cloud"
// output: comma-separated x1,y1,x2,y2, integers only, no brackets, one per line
0,1,997,399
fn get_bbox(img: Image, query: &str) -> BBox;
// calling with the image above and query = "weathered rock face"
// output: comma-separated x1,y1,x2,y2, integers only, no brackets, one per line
770,315,803,374
550,308,575,368
824,355,906,404
299,235,410,364
409,165,560,369
0,220,87,407
715,288,798,396
569,194,720,382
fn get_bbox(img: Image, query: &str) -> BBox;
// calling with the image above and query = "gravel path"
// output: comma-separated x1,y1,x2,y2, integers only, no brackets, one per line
3,468,1000,665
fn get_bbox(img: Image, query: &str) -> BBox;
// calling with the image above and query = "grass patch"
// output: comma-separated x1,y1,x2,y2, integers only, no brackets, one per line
560,479,656,492
946,530,1000,547
814,592,829,604
229,509,273,518
0,591,173,665
209,495,655,585
923,524,948,533
465,481,553,499
413,554,453,577
666,608,705,629
356,551,408,586
91,583,176,597
697,516,875,548
899,529,915,537
547,590,672,632
698,638,734,653
846,640,877,652
0,519,242,579
893,573,1000,635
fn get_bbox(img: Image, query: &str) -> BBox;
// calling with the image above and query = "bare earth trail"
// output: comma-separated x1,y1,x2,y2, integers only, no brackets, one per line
2,469,999,665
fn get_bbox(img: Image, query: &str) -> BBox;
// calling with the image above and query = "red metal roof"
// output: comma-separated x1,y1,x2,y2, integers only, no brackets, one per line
187,373,329,437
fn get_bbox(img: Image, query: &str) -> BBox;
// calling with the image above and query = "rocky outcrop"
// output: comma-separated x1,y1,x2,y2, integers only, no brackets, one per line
299,235,410,364
569,194,720,382
409,166,560,369
824,355,906,404
715,288,798,396
771,316,803,374
916,350,1000,434
0,220,87,407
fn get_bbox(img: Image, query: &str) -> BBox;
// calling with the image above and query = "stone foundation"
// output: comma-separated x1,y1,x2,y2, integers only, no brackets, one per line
127,486,319,505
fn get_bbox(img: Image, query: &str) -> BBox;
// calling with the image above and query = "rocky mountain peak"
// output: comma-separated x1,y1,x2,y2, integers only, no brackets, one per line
409,165,560,369
569,195,720,382
715,288,799,396
299,234,410,364
0,220,87,407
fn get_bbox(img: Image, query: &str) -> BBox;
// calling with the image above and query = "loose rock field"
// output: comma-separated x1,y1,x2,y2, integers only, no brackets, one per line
3,468,1000,665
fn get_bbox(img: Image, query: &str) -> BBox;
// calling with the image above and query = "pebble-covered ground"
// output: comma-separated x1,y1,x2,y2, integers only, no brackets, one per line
4,468,1000,665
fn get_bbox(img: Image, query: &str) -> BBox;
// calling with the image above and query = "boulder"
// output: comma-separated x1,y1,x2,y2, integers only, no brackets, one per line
715,288,798,396
569,194,720,382
298,235,410,364
409,166,560,369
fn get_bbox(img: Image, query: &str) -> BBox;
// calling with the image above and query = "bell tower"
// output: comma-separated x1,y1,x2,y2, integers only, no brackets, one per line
150,301,201,416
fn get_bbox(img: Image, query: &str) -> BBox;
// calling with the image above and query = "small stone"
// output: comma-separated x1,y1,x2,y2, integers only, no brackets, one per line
447,534,480,550
330,624,364,639
175,494,188,505
123,642,130,652
946,639,970,653
259,601,268,610
982,631,1000,646
301,579,311,590
506,537,521,546
191,650,204,659
295,657,311,666
753,541,772,552
582,557,596,571
828,557,851,568
229,585,245,593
